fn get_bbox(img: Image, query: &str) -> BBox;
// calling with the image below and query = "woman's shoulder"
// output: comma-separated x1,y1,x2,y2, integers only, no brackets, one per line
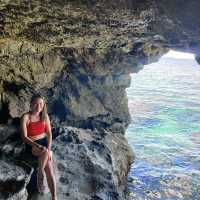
43,113,49,122
21,112,30,121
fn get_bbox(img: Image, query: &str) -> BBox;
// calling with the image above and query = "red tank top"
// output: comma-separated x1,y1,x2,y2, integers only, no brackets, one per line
27,115,46,137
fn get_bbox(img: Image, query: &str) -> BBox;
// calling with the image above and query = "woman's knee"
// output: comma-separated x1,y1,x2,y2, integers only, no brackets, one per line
41,148,49,157
38,149,49,164
44,160,52,171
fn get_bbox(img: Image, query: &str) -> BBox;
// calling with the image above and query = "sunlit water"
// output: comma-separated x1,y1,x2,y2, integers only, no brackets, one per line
125,56,200,200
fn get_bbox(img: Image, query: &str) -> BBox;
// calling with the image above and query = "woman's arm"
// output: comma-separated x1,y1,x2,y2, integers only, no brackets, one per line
45,114,52,151
20,113,43,149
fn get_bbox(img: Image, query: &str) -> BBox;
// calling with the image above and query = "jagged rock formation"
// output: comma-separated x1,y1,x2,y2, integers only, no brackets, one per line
52,126,133,200
0,159,33,200
0,0,200,199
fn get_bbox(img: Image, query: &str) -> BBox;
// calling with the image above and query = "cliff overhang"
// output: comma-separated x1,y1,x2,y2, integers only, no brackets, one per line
0,1,200,199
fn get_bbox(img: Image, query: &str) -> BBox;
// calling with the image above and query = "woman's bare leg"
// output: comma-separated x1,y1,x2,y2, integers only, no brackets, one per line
37,150,49,192
45,159,57,200
38,149,49,172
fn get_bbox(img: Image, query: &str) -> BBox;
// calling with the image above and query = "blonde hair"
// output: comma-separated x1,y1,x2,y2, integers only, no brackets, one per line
30,93,48,121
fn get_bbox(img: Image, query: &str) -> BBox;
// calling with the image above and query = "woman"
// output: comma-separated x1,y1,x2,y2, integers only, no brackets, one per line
20,93,57,200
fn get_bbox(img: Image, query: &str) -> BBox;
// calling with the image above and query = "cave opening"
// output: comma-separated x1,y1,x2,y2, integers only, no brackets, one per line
125,50,200,199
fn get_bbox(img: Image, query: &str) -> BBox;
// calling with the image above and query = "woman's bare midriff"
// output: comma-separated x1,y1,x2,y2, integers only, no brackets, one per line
29,133,46,141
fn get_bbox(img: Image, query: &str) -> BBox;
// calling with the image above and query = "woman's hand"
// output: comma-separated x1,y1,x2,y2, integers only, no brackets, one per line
47,149,53,161
32,145,47,156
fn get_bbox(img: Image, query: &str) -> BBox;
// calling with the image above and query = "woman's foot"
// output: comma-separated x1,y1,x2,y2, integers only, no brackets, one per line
37,169,45,193
52,195,57,200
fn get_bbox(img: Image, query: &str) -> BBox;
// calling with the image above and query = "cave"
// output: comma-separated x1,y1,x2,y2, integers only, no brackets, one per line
0,1,200,200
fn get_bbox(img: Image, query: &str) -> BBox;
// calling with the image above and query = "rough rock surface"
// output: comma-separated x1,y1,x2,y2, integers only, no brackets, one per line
0,0,200,200
0,159,33,200
52,126,133,200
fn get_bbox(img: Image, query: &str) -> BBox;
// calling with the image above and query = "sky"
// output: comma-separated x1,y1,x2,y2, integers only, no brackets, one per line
162,50,195,59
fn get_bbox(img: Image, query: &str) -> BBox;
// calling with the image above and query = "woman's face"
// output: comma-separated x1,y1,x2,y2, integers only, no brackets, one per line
31,98,44,113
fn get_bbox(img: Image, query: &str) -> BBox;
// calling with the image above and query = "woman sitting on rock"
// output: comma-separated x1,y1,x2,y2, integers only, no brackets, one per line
20,93,57,200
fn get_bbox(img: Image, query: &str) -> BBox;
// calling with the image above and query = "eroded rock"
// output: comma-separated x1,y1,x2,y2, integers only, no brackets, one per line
51,126,134,200
0,159,33,200
0,0,200,200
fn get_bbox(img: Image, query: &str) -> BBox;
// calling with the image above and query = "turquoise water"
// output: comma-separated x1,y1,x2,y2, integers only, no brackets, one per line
125,56,200,200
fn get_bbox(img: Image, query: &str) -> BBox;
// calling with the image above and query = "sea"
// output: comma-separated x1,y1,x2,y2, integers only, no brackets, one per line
125,54,200,200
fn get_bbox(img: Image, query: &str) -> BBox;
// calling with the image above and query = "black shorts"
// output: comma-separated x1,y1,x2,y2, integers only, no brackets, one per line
25,137,48,160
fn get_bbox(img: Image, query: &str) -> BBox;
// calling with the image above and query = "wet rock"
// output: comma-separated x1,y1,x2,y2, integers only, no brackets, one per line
0,159,33,200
